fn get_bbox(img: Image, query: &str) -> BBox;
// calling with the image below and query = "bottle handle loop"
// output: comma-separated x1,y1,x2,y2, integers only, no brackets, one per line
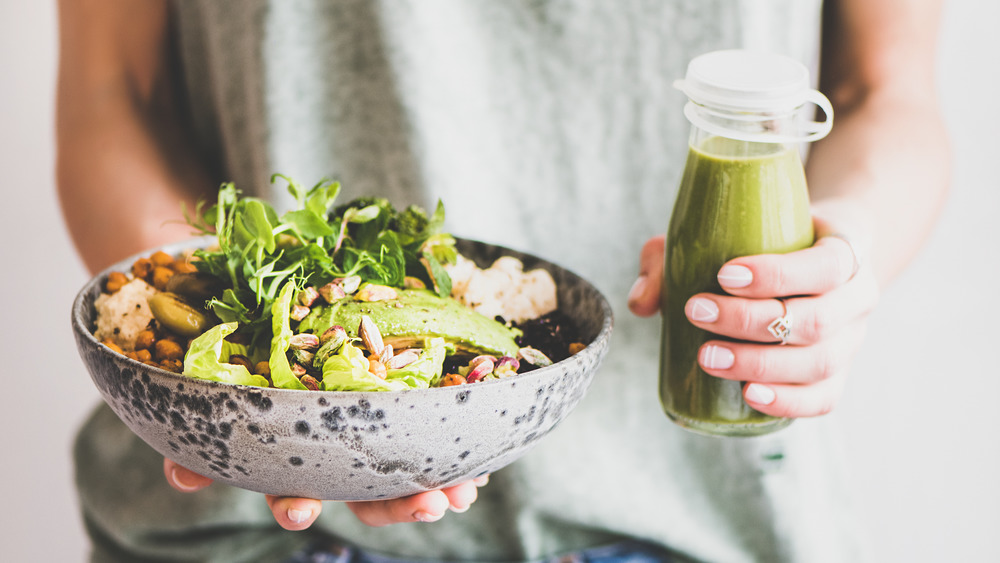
682,89,833,144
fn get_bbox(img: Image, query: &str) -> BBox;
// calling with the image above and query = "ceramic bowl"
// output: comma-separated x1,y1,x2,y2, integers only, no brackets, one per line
72,238,613,501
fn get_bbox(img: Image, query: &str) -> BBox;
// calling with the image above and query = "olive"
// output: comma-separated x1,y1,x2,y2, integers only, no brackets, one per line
164,272,224,302
148,292,212,338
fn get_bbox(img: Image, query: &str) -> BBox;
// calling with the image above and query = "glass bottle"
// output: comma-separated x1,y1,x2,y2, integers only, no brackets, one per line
659,50,833,437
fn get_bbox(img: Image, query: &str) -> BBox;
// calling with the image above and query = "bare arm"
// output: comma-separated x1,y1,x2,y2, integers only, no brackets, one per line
810,0,950,285
56,0,217,275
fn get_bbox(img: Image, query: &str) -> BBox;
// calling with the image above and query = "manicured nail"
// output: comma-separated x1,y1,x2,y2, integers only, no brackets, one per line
414,511,444,523
700,345,734,370
745,384,776,405
171,467,201,492
627,275,649,305
450,504,470,514
287,508,312,524
688,297,719,323
718,265,753,288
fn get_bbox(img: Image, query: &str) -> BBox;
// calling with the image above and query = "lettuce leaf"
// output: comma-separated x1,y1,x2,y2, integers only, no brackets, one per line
183,322,270,387
268,282,308,390
320,340,412,392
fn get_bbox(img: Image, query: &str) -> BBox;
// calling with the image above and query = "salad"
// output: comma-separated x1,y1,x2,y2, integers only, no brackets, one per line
93,176,583,391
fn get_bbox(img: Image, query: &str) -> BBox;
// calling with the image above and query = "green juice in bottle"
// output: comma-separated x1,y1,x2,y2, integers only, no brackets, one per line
659,50,833,437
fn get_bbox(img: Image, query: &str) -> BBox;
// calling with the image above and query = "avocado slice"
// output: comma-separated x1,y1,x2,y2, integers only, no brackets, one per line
297,289,520,357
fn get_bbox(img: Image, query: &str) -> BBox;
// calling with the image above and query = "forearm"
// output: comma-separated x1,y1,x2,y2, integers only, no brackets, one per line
807,0,950,287
805,88,950,286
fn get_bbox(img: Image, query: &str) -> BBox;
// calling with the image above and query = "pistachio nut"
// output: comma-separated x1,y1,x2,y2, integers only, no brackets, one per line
517,346,553,367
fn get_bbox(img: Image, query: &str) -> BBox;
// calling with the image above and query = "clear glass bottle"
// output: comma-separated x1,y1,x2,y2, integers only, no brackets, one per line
659,50,833,437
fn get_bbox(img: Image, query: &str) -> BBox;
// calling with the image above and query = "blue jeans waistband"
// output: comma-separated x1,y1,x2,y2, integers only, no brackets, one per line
284,540,676,563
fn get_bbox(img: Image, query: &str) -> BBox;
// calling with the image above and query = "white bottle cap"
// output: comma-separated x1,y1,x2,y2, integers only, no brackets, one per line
674,50,833,142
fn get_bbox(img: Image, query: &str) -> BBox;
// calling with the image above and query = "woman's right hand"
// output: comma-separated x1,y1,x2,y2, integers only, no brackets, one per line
164,458,488,530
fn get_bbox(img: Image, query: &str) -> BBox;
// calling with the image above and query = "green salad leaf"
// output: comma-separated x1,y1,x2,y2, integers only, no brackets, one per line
185,176,456,352
183,322,270,387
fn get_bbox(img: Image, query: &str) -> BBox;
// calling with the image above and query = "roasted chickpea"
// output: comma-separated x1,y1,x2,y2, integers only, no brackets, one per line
154,339,185,362
105,271,128,293
134,329,155,351
440,373,467,387
253,361,271,376
150,251,174,268
131,257,154,281
151,266,174,291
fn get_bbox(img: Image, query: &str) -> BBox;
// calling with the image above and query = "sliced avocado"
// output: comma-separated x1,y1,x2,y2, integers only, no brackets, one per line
298,289,519,357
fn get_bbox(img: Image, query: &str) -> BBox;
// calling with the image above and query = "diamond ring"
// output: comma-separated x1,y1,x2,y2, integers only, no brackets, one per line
767,299,792,345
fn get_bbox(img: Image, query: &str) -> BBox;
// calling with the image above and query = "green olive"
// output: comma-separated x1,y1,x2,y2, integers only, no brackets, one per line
148,292,212,338
164,272,224,302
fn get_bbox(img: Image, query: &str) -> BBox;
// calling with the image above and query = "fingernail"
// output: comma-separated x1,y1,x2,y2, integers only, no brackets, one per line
745,384,776,405
700,345,734,370
171,467,201,492
287,508,312,524
627,275,649,305
414,511,444,523
718,265,753,288
688,297,719,323
450,504,470,514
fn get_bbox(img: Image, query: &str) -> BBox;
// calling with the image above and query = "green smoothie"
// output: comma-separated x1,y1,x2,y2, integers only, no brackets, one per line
659,135,813,437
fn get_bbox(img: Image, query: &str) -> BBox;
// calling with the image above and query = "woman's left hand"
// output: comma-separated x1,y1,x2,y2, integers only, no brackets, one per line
628,216,880,418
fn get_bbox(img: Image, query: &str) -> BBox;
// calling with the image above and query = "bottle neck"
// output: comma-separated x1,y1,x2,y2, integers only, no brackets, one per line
683,94,832,146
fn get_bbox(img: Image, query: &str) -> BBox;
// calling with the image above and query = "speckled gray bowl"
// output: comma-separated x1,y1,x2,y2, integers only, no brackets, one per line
72,238,612,501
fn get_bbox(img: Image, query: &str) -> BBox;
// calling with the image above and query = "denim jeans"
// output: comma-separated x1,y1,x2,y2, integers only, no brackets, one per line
284,540,676,563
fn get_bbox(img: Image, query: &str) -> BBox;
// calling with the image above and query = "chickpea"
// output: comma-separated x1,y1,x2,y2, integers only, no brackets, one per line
154,339,185,362
253,361,271,376
151,266,174,291
131,257,153,281
150,251,174,268
568,342,587,355
440,373,467,387
133,349,153,363
105,271,128,293
134,329,155,351
101,339,124,355
159,359,183,373
172,261,199,274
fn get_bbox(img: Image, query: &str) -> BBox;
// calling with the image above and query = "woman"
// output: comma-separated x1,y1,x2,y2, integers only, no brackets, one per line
57,1,948,561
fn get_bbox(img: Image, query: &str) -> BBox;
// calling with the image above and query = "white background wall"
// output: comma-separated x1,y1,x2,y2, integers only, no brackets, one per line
1,1,996,561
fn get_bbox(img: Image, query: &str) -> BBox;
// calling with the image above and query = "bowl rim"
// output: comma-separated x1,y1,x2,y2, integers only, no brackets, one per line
72,236,615,398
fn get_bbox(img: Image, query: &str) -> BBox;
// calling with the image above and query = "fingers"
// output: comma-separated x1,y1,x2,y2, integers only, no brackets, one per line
347,490,451,527
265,495,323,531
685,277,879,346
743,374,850,419
163,458,213,492
698,324,867,385
346,476,490,527
628,235,665,317
717,236,863,298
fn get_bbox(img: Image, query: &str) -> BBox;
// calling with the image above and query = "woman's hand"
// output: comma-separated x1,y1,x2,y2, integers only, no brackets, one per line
628,215,879,418
163,458,488,530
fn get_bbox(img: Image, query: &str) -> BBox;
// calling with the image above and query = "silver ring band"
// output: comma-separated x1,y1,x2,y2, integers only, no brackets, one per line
826,233,861,281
